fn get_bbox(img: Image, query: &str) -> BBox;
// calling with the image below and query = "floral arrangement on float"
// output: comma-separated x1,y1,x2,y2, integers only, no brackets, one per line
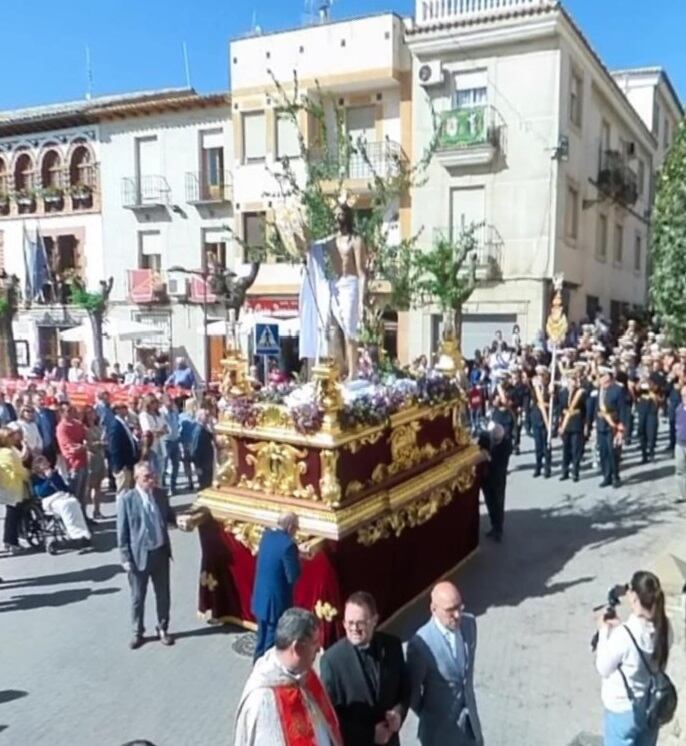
222,366,463,437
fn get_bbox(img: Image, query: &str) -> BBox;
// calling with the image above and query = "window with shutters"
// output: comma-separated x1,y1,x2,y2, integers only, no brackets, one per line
139,231,162,272
596,214,608,262
570,70,583,128
242,112,266,163
566,185,579,241
613,223,624,266
242,212,267,261
634,233,642,273
276,112,301,159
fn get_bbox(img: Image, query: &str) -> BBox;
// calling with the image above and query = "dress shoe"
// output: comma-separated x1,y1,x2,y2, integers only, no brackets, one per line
157,628,175,646
129,635,143,650
599,479,611,488
612,480,621,489
572,474,579,482
533,470,541,478
485,529,502,543
560,474,569,482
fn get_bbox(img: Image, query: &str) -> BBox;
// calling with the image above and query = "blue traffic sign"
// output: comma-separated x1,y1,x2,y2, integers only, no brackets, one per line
254,323,280,355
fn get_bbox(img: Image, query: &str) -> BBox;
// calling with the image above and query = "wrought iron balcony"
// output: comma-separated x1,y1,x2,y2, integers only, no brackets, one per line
310,140,406,184
433,222,503,280
122,176,171,209
185,171,232,204
597,150,639,207
436,106,502,168
415,0,553,27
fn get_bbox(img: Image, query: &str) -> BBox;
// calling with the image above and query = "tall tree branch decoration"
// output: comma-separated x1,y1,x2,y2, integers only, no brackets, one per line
260,70,443,349
70,277,113,380
650,118,686,344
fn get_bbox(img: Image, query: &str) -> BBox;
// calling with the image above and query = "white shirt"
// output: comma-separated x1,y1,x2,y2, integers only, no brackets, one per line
139,411,166,454
596,614,669,713
433,617,466,676
68,368,85,383
19,420,43,452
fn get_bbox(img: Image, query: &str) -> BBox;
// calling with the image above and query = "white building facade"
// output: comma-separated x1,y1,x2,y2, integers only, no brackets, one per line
96,90,233,380
407,0,681,359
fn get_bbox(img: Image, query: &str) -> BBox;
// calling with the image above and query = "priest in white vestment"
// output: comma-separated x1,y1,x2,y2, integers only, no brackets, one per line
234,608,342,746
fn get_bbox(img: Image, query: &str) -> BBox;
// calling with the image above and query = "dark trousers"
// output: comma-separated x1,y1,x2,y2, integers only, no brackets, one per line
598,430,621,484
669,416,676,450
513,421,522,453
561,431,583,478
128,546,171,636
163,440,180,491
3,504,21,547
195,460,213,490
638,417,658,461
254,619,277,661
483,466,507,535
181,444,195,490
533,426,551,476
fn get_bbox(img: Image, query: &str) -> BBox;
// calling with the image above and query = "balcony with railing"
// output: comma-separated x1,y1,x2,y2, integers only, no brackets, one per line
122,175,171,210
310,140,407,190
185,171,232,205
596,150,639,207
436,106,503,168
433,222,503,280
415,0,554,28
127,268,169,304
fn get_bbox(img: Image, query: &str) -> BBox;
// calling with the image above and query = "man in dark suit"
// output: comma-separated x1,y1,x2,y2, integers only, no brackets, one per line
321,591,409,746
36,394,58,467
558,375,586,482
0,390,17,427
116,462,176,650
190,409,214,490
109,404,139,494
251,512,301,661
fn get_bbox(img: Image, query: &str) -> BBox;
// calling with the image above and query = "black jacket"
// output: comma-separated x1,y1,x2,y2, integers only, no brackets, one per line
320,632,409,746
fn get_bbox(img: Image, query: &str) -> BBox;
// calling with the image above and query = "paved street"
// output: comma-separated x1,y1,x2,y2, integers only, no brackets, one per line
2,429,685,746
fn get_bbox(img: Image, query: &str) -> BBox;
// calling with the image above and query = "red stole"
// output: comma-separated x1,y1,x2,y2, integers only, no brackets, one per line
272,669,342,746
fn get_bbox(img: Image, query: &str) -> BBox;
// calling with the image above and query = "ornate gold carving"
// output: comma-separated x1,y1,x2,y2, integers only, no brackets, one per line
214,434,238,487
455,464,476,492
220,350,251,398
319,449,342,507
239,441,316,500
452,405,472,447
224,519,265,554
200,571,218,592
345,479,365,499
312,360,343,434
344,429,384,454
371,463,388,484
389,421,422,471
314,599,339,622
256,404,293,430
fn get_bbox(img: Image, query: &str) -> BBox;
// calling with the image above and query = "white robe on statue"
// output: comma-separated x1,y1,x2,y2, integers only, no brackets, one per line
234,649,335,746
299,239,331,361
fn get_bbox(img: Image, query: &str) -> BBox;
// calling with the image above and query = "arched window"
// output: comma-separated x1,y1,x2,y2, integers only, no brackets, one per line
0,157,7,195
14,152,34,193
41,149,62,189
69,144,93,186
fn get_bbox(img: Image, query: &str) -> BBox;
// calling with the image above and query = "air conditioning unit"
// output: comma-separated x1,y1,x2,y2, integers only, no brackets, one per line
417,61,444,88
167,276,188,299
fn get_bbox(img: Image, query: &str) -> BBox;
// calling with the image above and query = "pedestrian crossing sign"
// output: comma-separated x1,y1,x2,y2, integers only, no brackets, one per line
255,323,280,355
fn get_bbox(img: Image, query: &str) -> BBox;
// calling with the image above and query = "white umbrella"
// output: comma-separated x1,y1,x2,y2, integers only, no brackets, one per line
199,314,299,337
59,319,165,342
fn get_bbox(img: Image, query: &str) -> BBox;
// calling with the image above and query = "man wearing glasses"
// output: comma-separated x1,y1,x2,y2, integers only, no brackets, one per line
407,582,483,745
116,462,177,650
320,591,409,745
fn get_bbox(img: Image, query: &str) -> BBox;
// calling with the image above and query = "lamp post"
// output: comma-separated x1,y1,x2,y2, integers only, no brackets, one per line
168,265,210,384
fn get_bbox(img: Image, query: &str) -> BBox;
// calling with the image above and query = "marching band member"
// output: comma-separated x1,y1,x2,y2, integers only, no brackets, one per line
589,368,626,488
558,374,586,482
531,365,554,479
635,380,659,464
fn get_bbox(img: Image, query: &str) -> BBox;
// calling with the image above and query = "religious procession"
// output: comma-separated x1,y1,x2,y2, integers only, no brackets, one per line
2,1,686,745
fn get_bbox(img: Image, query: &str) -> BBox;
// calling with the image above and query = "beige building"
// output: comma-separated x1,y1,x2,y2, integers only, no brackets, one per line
229,12,413,361
407,0,682,359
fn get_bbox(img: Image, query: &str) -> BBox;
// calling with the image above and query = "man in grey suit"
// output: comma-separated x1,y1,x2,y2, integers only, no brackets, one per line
407,582,483,745
117,462,177,650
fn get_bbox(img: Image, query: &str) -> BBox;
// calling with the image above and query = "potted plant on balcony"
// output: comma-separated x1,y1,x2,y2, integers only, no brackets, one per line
70,182,92,201
42,185,64,205
15,188,36,207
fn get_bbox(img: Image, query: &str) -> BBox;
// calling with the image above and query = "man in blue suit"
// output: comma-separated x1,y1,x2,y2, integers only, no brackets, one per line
407,582,483,746
117,462,177,650
109,404,139,493
251,512,301,661
588,369,626,488
35,394,58,467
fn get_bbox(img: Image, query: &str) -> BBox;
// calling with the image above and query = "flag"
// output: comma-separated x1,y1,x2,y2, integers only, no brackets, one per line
32,227,50,302
189,274,217,304
128,269,155,303
22,223,33,301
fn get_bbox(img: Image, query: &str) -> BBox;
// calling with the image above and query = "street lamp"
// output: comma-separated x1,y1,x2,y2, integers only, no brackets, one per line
168,264,210,384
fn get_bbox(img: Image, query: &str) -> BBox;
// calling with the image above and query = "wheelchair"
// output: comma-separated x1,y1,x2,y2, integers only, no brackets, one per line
19,494,68,555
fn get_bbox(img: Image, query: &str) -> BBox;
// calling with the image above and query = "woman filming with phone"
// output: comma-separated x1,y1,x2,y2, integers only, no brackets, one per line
595,570,675,746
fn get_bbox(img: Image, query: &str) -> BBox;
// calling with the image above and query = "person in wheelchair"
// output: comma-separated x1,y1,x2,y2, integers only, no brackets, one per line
30,456,92,548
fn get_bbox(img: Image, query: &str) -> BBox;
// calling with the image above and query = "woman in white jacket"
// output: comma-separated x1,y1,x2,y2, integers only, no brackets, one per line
595,570,671,746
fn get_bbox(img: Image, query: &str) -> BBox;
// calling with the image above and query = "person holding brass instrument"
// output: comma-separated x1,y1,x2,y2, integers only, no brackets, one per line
590,368,626,489
558,374,586,482
531,366,554,478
